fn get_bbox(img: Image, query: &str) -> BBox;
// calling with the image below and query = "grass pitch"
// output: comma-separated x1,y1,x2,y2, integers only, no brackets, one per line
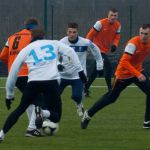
0,78,150,150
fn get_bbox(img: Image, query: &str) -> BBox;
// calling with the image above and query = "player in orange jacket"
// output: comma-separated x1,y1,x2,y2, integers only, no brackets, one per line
85,8,121,96
81,24,150,129
0,17,41,136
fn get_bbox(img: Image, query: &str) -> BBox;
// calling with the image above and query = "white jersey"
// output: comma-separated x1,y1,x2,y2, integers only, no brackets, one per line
6,39,83,98
60,36,103,79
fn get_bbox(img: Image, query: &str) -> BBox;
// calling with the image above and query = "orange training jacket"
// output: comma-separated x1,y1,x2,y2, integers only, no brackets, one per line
115,36,150,79
86,18,121,54
0,29,32,76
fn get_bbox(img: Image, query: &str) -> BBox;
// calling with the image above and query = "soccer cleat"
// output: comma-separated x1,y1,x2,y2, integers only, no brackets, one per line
77,103,84,117
35,106,43,129
81,110,91,129
25,129,41,137
143,121,150,129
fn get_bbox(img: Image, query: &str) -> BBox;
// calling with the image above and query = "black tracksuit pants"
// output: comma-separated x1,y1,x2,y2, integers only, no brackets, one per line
3,80,61,134
86,53,112,92
88,76,150,121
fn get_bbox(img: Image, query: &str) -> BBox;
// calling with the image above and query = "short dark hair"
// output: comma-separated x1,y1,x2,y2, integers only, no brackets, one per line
109,8,118,13
31,27,45,39
24,17,39,29
141,24,150,29
67,22,78,29
24,17,39,25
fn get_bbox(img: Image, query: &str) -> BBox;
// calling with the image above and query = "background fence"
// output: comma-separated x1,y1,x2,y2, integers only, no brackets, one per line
0,0,150,76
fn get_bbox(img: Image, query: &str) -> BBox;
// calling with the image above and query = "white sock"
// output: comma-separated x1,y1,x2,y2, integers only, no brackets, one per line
27,107,36,130
77,102,84,108
43,110,50,118
26,104,35,122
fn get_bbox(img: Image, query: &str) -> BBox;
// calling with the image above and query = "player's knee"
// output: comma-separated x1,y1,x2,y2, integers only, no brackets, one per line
109,98,117,104
104,92,117,104
71,95,82,103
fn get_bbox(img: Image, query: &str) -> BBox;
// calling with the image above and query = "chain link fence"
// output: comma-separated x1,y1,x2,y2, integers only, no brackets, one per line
0,0,150,76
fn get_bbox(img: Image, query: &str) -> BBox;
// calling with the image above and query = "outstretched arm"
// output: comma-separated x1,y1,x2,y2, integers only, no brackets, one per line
0,46,9,64
88,40,103,71
118,43,145,81
113,25,121,48
6,49,26,99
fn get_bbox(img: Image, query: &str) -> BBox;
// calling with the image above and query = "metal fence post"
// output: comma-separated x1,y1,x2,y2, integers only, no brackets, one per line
129,5,133,38
44,0,47,37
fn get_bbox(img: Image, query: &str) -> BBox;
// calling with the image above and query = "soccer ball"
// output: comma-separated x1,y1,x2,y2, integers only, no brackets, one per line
42,119,59,136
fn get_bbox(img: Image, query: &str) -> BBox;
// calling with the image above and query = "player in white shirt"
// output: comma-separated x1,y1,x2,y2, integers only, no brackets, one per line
0,28,86,142
59,23,103,117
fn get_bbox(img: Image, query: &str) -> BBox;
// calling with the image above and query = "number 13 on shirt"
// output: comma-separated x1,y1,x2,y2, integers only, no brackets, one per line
29,44,56,65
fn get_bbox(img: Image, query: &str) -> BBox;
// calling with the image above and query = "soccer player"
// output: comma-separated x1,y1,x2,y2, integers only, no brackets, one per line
0,27,85,142
85,8,121,96
0,17,41,136
59,22,103,116
81,24,150,129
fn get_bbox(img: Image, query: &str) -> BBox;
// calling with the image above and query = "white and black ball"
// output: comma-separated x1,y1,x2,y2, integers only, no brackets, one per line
42,119,59,136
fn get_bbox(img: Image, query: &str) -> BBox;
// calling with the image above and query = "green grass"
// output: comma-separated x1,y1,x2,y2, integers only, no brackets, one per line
0,78,150,150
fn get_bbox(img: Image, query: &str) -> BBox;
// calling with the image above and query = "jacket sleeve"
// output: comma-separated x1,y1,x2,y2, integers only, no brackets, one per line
58,42,83,73
86,27,98,40
6,49,26,99
88,40,103,70
119,53,141,78
113,25,121,47
0,46,9,64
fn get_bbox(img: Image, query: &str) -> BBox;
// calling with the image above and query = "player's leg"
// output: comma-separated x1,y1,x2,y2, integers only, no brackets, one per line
84,61,97,97
59,78,69,94
134,77,150,128
16,77,40,136
143,97,150,128
43,80,61,123
0,82,40,141
57,78,70,120
26,106,50,137
71,79,84,117
15,76,28,92
16,76,35,123
28,108,50,129
81,78,133,129
102,53,112,91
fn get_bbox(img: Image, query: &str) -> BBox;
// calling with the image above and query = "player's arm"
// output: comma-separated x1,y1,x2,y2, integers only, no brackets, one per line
0,40,9,64
113,25,121,47
58,42,83,72
58,42,87,83
6,48,27,99
87,39,103,71
110,25,121,52
86,21,102,40
119,43,142,79
67,48,87,83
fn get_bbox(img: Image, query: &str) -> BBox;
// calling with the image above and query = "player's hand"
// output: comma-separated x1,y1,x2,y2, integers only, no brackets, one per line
110,45,117,52
5,98,14,110
138,74,146,82
97,69,104,77
78,71,87,84
57,64,65,72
